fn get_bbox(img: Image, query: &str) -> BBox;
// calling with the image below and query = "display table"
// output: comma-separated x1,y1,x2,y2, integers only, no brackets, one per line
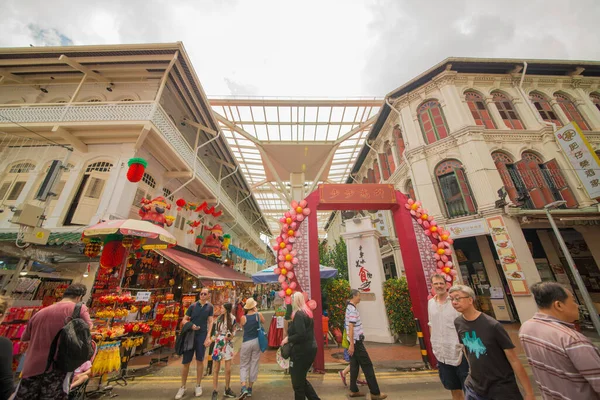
267,315,284,347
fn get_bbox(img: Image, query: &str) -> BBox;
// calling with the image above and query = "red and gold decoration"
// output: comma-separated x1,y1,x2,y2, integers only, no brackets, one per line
199,224,225,258
126,157,148,183
100,236,127,269
139,196,175,228
405,198,456,286
84,239,102,258
175,198,187,211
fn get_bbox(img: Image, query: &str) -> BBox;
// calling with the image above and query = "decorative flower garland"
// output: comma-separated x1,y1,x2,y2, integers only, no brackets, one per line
405,198,457,285
272,199,316,309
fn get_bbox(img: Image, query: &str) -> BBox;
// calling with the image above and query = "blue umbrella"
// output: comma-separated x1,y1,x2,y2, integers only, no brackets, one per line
252,264,338,284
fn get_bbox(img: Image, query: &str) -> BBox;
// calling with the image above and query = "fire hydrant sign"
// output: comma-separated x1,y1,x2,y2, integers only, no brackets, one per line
135,291,151,302
554,122,600,199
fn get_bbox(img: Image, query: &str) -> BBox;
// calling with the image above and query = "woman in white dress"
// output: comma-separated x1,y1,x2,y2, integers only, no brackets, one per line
210,303,236,399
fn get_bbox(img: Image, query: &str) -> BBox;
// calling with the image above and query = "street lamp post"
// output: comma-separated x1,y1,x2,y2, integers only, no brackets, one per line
544,200,600,336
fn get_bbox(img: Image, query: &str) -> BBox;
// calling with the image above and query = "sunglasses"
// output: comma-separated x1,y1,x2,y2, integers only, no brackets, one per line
200,293,209,296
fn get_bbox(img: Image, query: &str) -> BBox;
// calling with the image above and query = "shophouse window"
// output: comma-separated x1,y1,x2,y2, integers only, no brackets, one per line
393,125,405,160
0,161,36,204
64,161,113,226
373,160,381,183
509,152,577,209
465,91,495,129
162,188,172,199
435,159,477,218
492,152,532,208
379,141,395,180
367,168,375,183
418,100,449,144
492,92,524,129
133,173,156,208
530,92,562,127
554,93,590,130
590,93,600,113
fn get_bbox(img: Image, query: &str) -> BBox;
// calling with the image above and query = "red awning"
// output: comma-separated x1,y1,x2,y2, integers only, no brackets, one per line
158,247,253,283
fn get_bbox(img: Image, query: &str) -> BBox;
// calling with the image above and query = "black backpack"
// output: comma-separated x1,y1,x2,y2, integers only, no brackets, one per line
46,303,94,373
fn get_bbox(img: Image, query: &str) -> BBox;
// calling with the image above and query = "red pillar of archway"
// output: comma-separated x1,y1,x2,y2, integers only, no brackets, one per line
304,188,435,372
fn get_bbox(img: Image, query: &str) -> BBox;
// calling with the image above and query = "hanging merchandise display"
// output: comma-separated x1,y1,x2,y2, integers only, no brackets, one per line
126,157,148,183
0,306,40,371
91,341,122,377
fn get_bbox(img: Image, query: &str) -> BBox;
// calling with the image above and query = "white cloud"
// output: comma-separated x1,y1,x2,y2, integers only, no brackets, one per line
0,0,599,97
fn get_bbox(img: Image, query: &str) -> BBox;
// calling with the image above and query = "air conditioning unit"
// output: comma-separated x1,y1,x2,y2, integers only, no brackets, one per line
34,160,63,201
11,204,44,227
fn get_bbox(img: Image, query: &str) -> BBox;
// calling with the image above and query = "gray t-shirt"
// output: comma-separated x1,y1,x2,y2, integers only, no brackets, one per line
454,313,522,399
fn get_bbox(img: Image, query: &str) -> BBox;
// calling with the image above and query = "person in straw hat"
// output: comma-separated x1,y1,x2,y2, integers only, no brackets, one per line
237,297,265,399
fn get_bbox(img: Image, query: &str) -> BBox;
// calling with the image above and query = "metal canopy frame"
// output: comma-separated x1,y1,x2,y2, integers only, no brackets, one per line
210,97,382,236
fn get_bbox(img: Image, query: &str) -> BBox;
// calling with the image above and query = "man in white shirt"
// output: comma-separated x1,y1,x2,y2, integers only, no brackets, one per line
428,274,469,400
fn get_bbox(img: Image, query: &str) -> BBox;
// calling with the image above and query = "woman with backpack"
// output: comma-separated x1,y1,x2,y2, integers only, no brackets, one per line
238,298,265,398
210,303,237,399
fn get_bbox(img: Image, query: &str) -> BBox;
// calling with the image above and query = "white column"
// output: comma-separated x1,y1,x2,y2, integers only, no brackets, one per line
409,155,442,216
550,99,570,126
457,134,504,212
290,172,305,201
512,97,543,130
439,84,470,130
485,96,506,129
574,88,600,129
341,217,395,343
501,216,541,323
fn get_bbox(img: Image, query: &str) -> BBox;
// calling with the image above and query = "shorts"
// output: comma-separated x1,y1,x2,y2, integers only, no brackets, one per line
182,332,208,364
438,357,469,391
15,369,68,400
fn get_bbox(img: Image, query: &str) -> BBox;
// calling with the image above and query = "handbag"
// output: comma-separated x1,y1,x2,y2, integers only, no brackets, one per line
281,342,292,359
257,314,268,353
341,328,350,349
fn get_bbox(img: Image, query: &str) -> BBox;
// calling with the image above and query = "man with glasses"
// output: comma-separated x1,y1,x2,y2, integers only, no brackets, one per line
176,288,214,399
450,285,535,400
428,275,468,400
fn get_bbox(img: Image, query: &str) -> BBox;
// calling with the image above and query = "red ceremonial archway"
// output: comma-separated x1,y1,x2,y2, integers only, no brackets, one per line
303,184,439,371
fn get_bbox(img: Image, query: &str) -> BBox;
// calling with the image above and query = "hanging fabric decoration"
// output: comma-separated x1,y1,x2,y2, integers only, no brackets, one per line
212,209,223,218
204,206,215,215
126,158,148,183
229,245,266,265
195,202,208,213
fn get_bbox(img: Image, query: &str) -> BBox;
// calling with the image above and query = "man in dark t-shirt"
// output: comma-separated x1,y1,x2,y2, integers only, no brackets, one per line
175,288,214,399
450,285,534,400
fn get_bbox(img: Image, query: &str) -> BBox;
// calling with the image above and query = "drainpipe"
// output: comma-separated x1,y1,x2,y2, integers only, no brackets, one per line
170,130,222,198
516,61,557,132
385,98,419,198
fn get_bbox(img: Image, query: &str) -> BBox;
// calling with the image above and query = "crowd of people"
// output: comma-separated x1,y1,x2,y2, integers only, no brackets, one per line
1,279,599,400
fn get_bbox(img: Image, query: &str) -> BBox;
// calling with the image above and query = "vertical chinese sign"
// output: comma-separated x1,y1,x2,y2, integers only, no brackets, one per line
486,216,530,296
554,122,600,200
354,245,373,292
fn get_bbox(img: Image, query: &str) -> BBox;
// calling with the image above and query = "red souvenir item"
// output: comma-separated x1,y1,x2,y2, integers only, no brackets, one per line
126,157,148,183
139,196,174,228
100,240,127,269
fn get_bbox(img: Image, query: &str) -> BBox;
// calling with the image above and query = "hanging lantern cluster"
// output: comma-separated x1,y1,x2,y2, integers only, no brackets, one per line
126,157,148,183
84,239,102,258
405,198,456,285
272,199,312,305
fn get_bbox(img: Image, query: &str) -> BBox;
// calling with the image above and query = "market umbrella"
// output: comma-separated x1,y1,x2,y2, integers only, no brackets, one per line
83,219,177,249
251,264,338,284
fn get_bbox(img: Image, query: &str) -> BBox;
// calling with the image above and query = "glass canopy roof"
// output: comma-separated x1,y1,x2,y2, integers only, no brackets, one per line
210,97,382,236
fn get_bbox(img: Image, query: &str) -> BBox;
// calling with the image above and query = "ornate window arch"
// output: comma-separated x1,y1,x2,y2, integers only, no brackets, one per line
465,91,495,129
590,93,600,113
86,161,113,173
492,92,524,129
554,92,590,130
530,92,562,126
418,100,449,144
393,125,405,160
133,172,156,208
521,151,544,164
434,159,476,218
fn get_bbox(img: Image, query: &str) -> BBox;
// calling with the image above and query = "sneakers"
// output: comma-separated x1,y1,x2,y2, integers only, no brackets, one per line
224,388,236,398
246,388,252,397
371,394,388,400
195,385,203,397
238,386,248,399
339,370,347,387
175,387,186,400
212,390,218,400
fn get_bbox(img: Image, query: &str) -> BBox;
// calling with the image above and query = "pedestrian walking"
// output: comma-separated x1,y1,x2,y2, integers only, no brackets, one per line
519,281,600,399
281,292,321,400
345,289,387,399
175,288,214,400
428,274,469,400
0,296,14,400
210,303,237,399
238,297,265,398
14,284,93,400
450,285,535,400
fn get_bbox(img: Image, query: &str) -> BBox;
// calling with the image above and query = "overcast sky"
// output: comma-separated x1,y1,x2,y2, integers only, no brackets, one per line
2,0,599,98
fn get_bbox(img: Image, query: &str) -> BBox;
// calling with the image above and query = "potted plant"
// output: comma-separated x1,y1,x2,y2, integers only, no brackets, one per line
383,278,417,346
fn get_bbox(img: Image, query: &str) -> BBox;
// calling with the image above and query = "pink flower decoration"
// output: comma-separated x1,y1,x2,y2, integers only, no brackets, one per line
287,271,294,279
281,282,289,290
285,296,292,305
274,267,281,275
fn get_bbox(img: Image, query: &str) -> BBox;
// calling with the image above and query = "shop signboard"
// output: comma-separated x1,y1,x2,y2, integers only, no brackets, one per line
136,291,151,302
446,219,488,239
554,122,600,200
486,216,530,296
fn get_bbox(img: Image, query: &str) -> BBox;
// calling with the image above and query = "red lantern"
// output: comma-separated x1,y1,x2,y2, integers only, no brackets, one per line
126,158,147,183
176,198,186,211
100,240,127,268
195,235,204,246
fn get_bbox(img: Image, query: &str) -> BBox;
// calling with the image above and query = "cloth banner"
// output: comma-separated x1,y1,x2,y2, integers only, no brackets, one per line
229,245,266,265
